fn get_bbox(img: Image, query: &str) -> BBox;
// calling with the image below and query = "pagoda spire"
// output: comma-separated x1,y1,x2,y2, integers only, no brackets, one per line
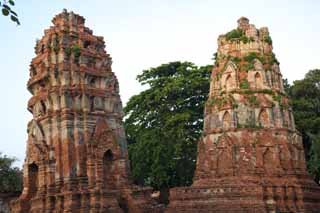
168,17,320,213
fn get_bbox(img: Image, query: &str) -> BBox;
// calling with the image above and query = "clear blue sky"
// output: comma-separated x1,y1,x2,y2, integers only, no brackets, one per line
1,0,320,167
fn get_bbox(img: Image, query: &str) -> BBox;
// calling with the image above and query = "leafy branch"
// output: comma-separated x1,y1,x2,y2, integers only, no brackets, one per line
1,0,20,25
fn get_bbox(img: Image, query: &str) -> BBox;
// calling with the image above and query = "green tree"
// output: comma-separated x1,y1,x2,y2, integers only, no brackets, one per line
287,69,320,184
124,61,211,202
1,0,19,25
0,152,22,192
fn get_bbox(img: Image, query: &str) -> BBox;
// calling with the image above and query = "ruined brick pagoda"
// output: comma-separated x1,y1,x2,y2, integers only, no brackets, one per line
11,10,158,212
168,17,320,212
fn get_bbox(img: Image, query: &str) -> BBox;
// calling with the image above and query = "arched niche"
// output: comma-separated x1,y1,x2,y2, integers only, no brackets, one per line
223,61,237,91
217,149,233,175
225,74,233,91
254,72,263,89
103,149,115,189
225,62,237,73
258,109,269,127
85,75,99,88
89,77,96,87
28,163,39,197
40,100,47,114
216,134,233,175
263,148,274,174
89,96,95,111
222,111,232,129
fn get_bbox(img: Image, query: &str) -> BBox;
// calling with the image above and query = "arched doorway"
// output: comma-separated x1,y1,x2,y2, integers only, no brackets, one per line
254,72,263,88
222,111,232,129
225,74,233,91
28,163,39,197
103,150,115,189
263,148,276,174
258,109,269,127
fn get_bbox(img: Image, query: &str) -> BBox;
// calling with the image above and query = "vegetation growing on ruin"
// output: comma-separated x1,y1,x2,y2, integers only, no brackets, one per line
231,56,241,65
65,47,72,57
247,95,260,107
225,29,244,41
72,45,81,58
263,35,273,45
65,45,81,61
224,28,256,44
53,46,60,54
208,94,237,110
240,35,249,44
240,79,250,89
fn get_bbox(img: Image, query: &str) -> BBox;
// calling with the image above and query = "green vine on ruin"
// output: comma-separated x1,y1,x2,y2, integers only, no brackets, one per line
239,79,250,89
263,35,273,45
247,95,260,107
225,29,244,41
207,94,237,110
64,44,81,62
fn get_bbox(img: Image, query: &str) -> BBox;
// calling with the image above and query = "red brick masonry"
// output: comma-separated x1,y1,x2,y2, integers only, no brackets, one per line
11,10,160,213
167,17,320,213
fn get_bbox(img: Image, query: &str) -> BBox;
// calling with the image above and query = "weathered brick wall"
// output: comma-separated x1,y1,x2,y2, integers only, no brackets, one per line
167,17,320,213
11,9,160,213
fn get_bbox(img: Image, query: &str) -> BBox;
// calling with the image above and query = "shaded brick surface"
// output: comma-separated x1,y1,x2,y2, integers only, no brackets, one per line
11,10,160,213
167,17,320,213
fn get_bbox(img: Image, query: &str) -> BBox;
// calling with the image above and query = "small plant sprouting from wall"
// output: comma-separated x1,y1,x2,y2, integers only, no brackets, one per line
240,79,250,89
65,47,72,57
72,45,81,58
231,57,241,65
225,29,244,41
54,46,60,54
243,63,254,72
248,95,260,107
244,52,259,63
263,35,273,45
208,94,237,110
64,45,81,62
241,36,249,44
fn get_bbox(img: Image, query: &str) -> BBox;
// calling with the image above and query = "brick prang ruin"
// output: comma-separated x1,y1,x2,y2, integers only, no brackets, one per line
11,10,160,213
167,17,320,213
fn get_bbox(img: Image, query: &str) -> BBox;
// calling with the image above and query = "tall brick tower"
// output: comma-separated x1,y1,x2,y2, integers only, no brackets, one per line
168,17,320,212
11,10,157,212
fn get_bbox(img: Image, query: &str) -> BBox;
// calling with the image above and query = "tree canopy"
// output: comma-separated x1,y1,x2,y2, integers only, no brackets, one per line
0,152,22,193
124,62,212,195
287,69,320,184
1,0,19,25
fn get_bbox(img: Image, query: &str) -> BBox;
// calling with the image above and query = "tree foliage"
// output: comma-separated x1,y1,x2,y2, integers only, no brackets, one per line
0,152,22,192
124,62,212,193
1,0,19,25
287,69,320,184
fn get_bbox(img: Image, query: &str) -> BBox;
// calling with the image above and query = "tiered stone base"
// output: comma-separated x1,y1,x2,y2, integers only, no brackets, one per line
167,176,320,213
11,183,161,213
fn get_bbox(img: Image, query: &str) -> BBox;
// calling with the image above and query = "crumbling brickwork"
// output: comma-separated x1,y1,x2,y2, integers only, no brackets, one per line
11,10,159,213
167,17,320,213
